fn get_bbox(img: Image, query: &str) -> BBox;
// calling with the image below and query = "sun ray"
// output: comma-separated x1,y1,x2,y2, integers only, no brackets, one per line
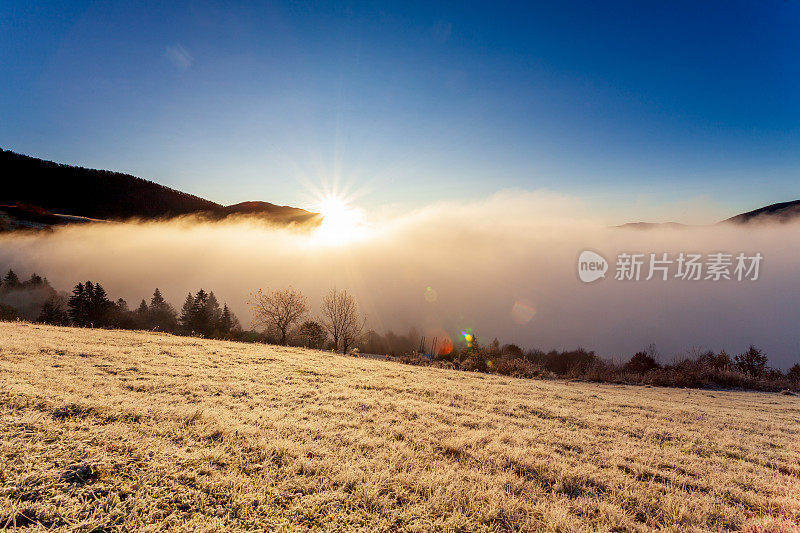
312,194,368,245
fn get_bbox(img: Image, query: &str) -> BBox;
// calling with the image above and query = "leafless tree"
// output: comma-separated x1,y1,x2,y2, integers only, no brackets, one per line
250,287,308,345
320,288,364,353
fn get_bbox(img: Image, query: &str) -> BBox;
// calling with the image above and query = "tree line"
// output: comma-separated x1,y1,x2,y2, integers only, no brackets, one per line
1,268,243,339
403,337,800,393
2,267,798,392
1,269,370,353
1,268,369,352
249,287,364,353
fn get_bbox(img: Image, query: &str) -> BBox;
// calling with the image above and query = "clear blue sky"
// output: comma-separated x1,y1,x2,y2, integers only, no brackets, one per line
2,1,799,218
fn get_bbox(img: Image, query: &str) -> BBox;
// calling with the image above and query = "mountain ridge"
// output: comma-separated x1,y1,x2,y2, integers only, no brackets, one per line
615,200,800,229
0,149,318,226
3,149,798,229
722,200,800,225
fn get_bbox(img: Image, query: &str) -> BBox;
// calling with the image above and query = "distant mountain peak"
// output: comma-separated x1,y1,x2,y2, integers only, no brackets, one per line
722,200,800,225
616,199,800,229
614,222,689,230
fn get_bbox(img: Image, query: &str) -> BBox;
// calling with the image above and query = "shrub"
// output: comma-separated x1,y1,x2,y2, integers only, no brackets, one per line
712,350,732,370
0,303,20,321
493,357,543,379
460,350,491,373
788,364,800,382
537,348,597,375
501,344,524,357
734,346,768,377
624,351,661,374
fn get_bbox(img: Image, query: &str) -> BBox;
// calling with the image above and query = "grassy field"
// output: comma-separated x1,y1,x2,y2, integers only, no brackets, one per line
1,322,798,532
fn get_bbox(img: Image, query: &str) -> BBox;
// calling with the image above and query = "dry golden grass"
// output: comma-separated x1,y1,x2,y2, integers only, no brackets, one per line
1,322,799,532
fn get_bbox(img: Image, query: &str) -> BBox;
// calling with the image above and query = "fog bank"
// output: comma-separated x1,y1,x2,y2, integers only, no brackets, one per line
1,191,798,367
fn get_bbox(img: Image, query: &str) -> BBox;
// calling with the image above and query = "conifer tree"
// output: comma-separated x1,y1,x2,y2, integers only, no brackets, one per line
148,288,177,332
217,303,240,336
24,273,44,288
150,288,166,310
38,295,70,326
68,282,89,326
68,281,113,327
192,289,210,336
1,269,20,291
88,283,113,326
219,304,234,334
179,292,196,334
206,291,222,333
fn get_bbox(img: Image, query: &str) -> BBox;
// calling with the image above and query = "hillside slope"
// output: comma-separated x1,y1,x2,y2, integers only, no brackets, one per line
616,200,800,229
723,199,800,224
0,149,319,225
0,149,220,220
0,323,797,531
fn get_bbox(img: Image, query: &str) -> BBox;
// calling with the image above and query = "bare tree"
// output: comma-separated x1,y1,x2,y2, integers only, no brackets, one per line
250,287,308,345
320,288,364,353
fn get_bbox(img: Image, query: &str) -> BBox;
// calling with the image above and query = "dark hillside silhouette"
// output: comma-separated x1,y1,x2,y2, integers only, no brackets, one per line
0,149,319,225
618,199,800,228
723,200,800,224
1,149,219,220
212,201,319,225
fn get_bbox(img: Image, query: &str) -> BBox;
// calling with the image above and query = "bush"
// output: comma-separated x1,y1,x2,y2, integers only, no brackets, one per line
493,357,543,378
460,350,491,372
501,344,524,357
529,348,597,375
0,303,20,321
623,351,661,374
734,346,768,377
788,364,800,382
711,350,732,370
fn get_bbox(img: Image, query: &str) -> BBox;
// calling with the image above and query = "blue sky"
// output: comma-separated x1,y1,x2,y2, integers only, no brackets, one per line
2,1,799,220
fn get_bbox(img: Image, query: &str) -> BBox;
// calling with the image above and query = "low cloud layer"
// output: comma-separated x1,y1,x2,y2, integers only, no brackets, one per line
1,191,798,367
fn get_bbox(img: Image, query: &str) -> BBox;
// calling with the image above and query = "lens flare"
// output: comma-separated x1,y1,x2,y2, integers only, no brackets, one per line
511,300,536,324
424,286,438,302
461,329,475,349
423,327,453,355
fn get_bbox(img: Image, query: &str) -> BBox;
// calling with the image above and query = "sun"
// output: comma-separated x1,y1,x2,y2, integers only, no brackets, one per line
313,195,367,245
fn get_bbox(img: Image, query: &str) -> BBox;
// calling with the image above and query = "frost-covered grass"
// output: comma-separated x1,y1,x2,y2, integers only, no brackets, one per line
1,322,798,531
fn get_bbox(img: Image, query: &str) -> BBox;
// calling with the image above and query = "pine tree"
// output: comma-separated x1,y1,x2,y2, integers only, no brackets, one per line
203,291,222,336
38,295,70,326
148,288,177,332
1,269,20,291
137,299,149,316
218,304,233,335
192,289,210,336
24,273,44,288
68,282,89,326
217,303,241,336
88,283,113,326
67,281,113,327
150,288,166,310
179,292,196,334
